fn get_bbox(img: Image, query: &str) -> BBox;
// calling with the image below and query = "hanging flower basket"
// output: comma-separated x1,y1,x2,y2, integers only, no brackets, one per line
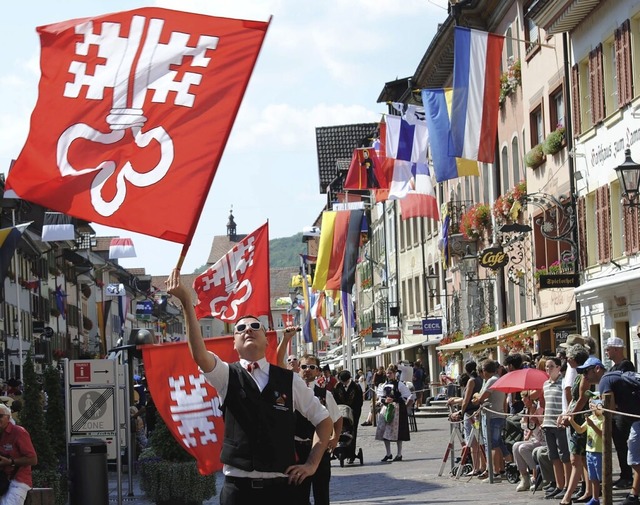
525,144,545,168
498,58,521,106
83,316,93,331
460,203,492,240
493,180,527,223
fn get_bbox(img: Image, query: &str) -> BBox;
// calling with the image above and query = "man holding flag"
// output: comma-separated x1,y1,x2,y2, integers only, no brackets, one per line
166,269,332,503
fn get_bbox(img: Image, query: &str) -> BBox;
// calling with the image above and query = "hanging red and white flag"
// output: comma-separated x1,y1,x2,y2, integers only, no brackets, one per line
193,222,270,321
141,332,279,475
109,237,136,259
5,8,270,244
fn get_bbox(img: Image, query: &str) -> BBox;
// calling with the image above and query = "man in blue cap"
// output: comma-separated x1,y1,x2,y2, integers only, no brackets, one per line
578,356,640,505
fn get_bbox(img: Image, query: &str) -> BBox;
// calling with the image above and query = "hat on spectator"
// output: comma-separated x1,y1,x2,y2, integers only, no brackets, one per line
338,370,351,382
605,336,624,348
0,396,13,408
576,356,605,372
0,404,10,416
559,334,587,349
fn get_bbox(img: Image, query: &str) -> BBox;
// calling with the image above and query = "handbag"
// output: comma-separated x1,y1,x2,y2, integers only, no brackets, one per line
384,403,395,423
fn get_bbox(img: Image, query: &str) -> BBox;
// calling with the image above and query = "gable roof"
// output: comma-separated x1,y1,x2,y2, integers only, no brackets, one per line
315,122,379,194
207,234,248,265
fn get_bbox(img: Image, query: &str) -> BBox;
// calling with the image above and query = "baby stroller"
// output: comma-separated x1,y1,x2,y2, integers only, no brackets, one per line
333,404,364,467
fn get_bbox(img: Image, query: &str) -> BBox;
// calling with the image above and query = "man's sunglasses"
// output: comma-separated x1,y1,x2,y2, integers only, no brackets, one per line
287,357,298,363
235,322,262,332
300,364,318,370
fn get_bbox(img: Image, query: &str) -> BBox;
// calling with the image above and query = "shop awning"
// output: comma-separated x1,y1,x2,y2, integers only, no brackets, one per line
352,340,424,360
436,314,570,352
575,268,640,302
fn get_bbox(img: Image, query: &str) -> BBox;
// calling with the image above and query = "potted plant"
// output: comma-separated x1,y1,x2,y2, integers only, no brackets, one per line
542,126,566,155
138,412,217,505
82,315,93,331
525,144,545,168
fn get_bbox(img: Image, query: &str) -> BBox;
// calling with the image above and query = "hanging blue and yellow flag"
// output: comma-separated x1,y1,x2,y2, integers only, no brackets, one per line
0,223,31,282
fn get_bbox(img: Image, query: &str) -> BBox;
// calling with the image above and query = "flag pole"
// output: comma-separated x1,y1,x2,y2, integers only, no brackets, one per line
176,244,190,272
11,209,23,381
265,220,274,330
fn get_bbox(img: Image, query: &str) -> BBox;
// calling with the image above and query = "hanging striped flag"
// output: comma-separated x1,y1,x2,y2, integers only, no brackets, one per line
0,223,31,282
42,212,75,241
422,88,479,182
300,255,317,343
312,210,364,293
311,287,330,336
450,27,504,163
385,114,428,164
109,238,137,259
398,162,440,221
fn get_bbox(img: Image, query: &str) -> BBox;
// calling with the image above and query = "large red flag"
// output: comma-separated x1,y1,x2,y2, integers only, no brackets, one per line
141,332,278,475
5,8,270,244
193,222,270,321
343,147,391,190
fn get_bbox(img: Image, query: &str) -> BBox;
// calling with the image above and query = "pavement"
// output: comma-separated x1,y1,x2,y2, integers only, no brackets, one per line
105,413,635,504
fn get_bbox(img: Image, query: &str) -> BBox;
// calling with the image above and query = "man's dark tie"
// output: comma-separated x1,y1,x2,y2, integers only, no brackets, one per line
247,362,259,373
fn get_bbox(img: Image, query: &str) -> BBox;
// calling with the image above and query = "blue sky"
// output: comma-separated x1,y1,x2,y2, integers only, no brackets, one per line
0,0,447,275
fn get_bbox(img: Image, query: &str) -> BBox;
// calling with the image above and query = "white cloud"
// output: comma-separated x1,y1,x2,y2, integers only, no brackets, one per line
229,102,379,151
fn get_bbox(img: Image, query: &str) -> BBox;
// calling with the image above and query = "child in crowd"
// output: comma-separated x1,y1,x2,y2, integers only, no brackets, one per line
569,397,604,505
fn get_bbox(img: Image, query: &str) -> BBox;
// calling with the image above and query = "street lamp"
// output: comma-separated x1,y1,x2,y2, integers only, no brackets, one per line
614,148,640,208
461,245,478,281
425,267,438,298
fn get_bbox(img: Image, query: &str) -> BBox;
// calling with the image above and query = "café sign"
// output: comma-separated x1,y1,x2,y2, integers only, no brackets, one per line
478,246,508,270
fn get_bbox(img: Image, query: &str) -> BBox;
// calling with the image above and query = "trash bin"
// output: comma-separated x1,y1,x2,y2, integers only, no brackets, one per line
68,438,108,505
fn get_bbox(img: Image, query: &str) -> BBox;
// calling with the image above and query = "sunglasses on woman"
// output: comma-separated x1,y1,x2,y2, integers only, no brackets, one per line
235,321,262,332
300,364,318,370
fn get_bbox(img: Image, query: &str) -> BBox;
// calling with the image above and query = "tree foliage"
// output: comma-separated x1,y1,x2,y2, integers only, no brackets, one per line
19,352,56,471
43,366,66,458
189,232,306,275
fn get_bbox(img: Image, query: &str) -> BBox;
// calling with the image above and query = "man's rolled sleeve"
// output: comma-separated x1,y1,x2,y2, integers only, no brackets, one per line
201,352,229,402
293,374,330,425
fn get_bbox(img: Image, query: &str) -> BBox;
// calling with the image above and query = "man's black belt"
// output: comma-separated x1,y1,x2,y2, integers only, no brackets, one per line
225,476,289,489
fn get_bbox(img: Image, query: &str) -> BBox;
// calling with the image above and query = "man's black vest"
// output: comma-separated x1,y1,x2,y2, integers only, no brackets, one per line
220,363,296,472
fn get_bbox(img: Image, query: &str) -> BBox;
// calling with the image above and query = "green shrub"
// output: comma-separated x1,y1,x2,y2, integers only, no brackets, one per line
138,412,216,504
